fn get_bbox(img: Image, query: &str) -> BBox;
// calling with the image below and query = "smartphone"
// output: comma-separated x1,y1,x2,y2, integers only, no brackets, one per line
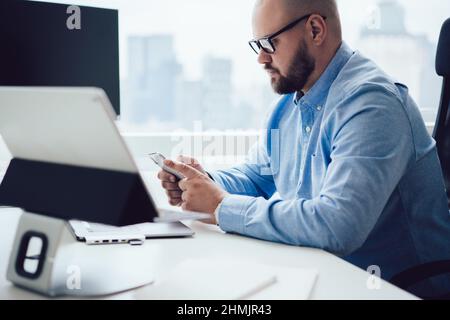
149,153,185,180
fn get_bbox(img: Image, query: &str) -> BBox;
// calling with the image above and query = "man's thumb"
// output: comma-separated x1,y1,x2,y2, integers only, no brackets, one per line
164,159,200,179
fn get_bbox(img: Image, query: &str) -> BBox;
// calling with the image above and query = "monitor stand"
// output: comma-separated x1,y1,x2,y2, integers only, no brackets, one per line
7,212,156,297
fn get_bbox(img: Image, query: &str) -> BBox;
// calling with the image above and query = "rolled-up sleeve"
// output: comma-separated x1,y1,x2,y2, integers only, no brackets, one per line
217,85,415,256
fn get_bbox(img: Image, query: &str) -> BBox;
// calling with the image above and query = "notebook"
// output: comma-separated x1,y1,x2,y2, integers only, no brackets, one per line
134,258,318,300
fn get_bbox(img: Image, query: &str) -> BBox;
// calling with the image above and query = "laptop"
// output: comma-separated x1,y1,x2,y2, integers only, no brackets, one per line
69,218,194,245
0,86,209,244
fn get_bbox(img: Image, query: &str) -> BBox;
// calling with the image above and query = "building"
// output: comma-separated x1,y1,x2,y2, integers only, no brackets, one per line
174,79,205,129
201,56,234,130
126,35,181,124
357,0,441,123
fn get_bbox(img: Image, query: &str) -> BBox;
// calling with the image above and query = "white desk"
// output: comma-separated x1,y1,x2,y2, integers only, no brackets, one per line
0,171,418,300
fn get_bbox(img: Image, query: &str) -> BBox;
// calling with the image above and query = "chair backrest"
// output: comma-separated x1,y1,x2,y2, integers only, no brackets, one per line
433,18,450,207
389,18,450,301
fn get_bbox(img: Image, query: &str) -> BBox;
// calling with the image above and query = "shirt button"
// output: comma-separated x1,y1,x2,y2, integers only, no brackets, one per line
317,106,322,111
305,126,311,133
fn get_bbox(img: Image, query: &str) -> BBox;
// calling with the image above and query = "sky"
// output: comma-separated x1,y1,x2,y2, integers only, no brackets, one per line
31,0,450,87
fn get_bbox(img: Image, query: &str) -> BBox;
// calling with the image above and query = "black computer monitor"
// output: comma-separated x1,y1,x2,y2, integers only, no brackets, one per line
0,0,120,115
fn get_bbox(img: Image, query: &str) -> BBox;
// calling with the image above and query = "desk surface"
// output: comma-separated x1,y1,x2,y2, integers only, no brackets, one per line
0,209,418,300
0,170,418,300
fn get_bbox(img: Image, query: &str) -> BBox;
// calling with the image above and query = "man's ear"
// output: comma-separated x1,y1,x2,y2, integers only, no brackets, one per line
309,16,327,44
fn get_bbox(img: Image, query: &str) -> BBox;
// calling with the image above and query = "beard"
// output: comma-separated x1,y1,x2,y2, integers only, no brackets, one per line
266,40,315,95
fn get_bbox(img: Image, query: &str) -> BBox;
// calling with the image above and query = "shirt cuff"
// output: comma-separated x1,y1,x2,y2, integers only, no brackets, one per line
216,194,255,235
213,200,222,226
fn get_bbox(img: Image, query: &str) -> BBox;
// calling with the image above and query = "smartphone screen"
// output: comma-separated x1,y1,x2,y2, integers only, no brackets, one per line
149,153,185,180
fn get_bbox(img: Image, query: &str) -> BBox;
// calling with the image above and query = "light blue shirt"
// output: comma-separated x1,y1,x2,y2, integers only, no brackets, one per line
210,42,450,296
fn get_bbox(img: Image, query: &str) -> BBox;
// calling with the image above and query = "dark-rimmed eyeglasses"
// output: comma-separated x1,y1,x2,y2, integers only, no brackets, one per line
248,14,327,55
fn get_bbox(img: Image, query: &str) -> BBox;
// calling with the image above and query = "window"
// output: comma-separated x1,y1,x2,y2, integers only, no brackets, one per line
33,0,449,132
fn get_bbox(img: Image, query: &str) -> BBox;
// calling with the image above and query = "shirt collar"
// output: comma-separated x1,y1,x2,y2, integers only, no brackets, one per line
294,41,354,109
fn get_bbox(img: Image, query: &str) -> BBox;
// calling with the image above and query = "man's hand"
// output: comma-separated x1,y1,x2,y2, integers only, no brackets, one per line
164,159,228,225
157,155,207,207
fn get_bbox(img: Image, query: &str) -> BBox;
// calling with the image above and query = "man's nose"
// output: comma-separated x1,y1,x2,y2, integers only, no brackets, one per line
257,50,272,65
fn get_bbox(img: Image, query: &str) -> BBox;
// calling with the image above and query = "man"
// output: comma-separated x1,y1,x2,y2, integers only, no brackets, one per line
158,0,450,297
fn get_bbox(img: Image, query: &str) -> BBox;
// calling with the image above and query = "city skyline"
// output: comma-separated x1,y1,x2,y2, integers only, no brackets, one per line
33,0,450,87
31,0,450,131
124,35,264,131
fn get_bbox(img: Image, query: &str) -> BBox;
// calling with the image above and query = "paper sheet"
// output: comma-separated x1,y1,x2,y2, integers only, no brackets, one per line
134,258,318,300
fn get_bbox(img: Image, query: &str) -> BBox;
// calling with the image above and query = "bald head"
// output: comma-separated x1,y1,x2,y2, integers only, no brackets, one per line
282,0,339,16
255,0,342,40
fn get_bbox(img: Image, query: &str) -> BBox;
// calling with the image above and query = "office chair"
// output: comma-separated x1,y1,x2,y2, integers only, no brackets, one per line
434,18,450,204
390,18,450,300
